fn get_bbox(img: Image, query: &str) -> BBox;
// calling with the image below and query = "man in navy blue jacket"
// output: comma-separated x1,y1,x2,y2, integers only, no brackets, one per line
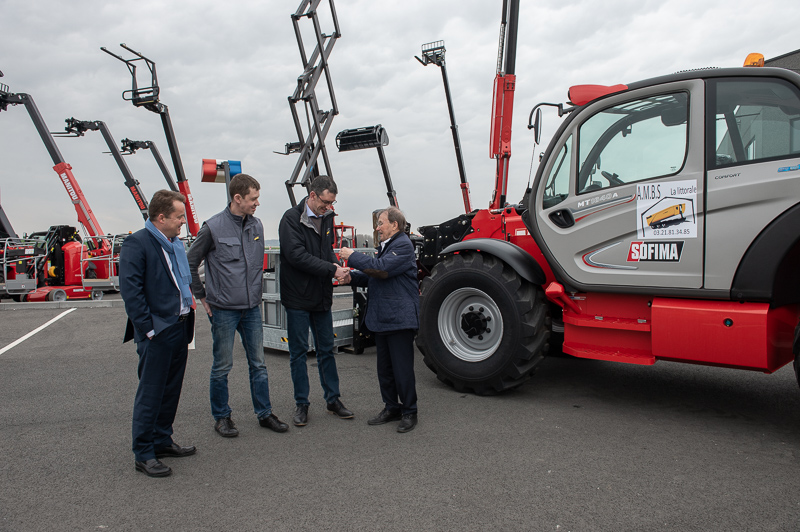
340,207,420,433
120,190,196,477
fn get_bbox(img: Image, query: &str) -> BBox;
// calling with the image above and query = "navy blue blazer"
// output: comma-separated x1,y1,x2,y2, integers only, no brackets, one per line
348,232,419,333
120,228,195,344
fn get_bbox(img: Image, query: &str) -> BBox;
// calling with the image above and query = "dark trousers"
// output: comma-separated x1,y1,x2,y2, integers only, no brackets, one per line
374,329,417,415
132,319,190,461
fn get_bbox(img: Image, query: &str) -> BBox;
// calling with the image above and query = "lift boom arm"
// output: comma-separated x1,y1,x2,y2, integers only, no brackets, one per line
102,44,200,235
56,119,149,220
0,92,109,253
488,0,520,210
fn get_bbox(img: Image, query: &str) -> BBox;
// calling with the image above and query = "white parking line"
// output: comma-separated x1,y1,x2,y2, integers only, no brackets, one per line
0,307,77,355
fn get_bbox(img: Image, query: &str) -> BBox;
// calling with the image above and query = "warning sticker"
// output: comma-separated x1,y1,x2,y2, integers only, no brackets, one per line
636,180,697,239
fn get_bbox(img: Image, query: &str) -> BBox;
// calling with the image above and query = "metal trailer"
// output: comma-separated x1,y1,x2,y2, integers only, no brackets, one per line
81,233,127,296
0,237,47,299
261,249,360,352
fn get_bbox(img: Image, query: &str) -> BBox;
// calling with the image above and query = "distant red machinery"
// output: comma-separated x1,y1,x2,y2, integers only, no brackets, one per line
1,81,115,301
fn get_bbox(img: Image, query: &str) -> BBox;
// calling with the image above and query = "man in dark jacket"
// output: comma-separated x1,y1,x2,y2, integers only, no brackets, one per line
278,175,353,426
187,174,288,438
120,190,196,477
340,207,420,433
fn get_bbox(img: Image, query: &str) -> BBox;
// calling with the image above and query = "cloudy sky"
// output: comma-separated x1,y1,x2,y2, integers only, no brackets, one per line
1,0,799,241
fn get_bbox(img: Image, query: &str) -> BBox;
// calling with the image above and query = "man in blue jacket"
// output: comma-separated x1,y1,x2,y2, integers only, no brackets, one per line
120,190,196,477
278,175,353,426
188,174,288,438
340,207,419,433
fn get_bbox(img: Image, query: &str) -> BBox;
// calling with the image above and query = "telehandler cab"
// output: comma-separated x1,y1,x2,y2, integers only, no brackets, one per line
416,0,800,395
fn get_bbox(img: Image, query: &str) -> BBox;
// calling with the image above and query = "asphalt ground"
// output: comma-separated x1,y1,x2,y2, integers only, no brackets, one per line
1,302,800,531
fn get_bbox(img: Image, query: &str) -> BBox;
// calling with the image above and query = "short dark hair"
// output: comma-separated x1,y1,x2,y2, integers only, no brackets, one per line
230,173,260,200
382,206,406,232
149,190,185,219
309,175,338,196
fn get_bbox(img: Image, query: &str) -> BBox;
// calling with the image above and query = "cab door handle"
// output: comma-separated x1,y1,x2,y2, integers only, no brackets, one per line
549,209,574,228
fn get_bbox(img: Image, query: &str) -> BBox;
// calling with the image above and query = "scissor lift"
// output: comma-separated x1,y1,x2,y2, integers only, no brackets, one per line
263,0,363,352
278,0,342,206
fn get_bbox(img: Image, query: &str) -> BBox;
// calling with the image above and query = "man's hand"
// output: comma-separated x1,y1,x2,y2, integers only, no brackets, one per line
201,297,213,317
334,264,349,281
339,247,353,260
339,270,351,285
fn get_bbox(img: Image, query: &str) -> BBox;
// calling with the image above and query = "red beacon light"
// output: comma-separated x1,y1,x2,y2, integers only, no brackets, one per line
568,84,628,106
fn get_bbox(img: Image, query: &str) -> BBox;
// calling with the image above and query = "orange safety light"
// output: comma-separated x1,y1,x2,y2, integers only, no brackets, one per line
743,53,764,67
568,84,628,106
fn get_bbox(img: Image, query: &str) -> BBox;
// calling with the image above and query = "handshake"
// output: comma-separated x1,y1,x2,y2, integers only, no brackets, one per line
334,263,351,284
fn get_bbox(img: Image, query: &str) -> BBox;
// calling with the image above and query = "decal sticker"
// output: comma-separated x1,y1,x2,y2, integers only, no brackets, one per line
636,180,697,239
627,241,685,262
778,164,800,173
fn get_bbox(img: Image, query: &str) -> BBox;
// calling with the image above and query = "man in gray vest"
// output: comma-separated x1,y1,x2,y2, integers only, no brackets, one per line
188,174,288,437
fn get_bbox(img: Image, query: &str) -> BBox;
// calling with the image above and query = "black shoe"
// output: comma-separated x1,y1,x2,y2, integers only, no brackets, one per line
293,404,309,427
154,442,197,458
367,407,402,426
259,413,289,433
135,458,172,477
326,398,354,419
214,417,239,438
397,413,418,433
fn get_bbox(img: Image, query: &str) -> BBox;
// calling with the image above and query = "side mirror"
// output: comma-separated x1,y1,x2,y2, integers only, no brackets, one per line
531,108,542,145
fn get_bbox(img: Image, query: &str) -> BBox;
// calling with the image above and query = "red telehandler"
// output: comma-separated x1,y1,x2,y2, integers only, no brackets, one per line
415,0,800,395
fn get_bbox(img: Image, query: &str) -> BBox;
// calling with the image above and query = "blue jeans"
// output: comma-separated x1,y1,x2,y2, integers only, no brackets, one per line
286,308,341,405
208,306,272,420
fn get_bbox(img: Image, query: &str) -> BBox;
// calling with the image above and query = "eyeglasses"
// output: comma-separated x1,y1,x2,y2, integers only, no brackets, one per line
312,192,336,206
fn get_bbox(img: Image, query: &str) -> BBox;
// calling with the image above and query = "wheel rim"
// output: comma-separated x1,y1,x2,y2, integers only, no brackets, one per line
438,287,503,362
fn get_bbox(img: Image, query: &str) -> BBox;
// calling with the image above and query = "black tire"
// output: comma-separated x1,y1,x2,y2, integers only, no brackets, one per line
416,252,550,395
91,290,103,301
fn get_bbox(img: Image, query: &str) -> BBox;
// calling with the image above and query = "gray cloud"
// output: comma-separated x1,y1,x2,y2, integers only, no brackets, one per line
1,0,798,240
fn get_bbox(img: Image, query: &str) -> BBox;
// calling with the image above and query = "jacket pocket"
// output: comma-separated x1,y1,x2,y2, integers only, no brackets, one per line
375,297,412,326
216,237,241,262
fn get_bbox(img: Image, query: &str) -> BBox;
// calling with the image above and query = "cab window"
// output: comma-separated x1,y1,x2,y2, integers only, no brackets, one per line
577,93,689,193
710,78,800,168
542,134,572,209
